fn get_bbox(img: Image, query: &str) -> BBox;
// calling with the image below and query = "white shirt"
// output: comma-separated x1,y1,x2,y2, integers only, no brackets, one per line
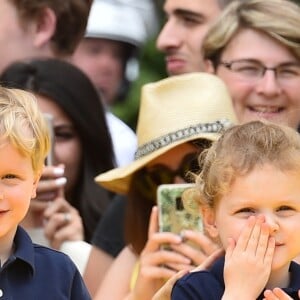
105,111,137,167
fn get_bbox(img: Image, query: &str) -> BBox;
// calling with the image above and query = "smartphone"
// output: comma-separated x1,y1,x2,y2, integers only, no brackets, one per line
43,113,55,166
157,183,203,243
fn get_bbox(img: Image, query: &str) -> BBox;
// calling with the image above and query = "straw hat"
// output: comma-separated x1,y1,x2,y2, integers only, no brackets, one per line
95,72,238,194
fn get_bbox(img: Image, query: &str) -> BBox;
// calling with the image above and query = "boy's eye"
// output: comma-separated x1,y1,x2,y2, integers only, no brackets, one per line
3,174,16,179
4,174,16,178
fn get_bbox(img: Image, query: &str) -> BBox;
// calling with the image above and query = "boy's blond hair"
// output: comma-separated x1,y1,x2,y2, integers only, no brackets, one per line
195,120,300,207
0,87,50,174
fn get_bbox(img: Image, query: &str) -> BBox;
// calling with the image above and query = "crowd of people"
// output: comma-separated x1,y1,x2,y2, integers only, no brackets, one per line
0,0,300,299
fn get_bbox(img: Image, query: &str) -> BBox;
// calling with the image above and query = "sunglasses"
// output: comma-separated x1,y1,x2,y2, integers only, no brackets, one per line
145,152,199,185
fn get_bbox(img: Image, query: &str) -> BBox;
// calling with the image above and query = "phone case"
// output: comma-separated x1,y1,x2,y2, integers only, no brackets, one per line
157,183,203,236
44,113,55,166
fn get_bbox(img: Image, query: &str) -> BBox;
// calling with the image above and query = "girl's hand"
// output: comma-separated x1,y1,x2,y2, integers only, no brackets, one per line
222,215,275,300
263,288,300,299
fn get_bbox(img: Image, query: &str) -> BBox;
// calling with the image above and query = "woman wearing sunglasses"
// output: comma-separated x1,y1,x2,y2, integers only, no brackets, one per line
92,73,237,299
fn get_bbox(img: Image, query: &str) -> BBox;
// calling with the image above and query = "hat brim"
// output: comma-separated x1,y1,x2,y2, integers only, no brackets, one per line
95,132,219,194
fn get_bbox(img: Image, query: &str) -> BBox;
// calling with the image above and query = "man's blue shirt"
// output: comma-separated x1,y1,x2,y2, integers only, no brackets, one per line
171,256,300,300
0,226,91,299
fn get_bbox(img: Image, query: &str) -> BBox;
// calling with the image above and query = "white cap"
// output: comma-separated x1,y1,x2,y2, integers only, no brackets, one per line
110,0,159,38
85,1,148,47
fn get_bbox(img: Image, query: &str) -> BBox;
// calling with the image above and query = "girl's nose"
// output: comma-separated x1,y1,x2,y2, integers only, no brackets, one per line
264,213,279,233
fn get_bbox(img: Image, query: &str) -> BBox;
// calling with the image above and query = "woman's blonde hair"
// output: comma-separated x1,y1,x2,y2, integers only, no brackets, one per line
202,0,300,65
0,87,50,174
195,120,300,207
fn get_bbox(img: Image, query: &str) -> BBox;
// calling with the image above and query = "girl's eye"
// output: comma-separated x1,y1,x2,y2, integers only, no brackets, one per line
235,207,256,216
277,206,294,212
277,206,296,217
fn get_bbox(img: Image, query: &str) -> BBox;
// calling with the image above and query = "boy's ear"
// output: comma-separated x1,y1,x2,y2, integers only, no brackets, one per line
201,205,219,238
204,59,215,74
33,7,56,48
31,171,42,199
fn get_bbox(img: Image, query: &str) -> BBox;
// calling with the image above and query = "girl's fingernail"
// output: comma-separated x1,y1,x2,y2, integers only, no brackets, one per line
55,177,67,186
53,167,64,175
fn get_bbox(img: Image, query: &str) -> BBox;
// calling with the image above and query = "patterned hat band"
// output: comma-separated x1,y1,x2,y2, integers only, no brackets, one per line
134,119,232,160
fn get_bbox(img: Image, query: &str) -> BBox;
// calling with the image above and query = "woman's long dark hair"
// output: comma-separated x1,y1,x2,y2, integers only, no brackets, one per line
0,58,115,241
125,168,155,254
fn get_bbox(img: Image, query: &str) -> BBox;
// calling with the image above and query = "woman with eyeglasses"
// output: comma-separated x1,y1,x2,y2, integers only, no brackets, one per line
92,73,237,299
203,0,300,131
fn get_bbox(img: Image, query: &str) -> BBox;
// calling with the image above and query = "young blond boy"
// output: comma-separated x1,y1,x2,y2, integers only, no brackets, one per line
0,87,91,299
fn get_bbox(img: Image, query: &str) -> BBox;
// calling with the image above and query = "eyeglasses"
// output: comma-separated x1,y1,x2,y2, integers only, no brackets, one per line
219,59,300,83
145,153,199,185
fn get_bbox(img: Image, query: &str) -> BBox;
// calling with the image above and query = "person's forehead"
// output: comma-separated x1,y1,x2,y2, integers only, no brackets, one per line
163,0,221,17
221,28,298,61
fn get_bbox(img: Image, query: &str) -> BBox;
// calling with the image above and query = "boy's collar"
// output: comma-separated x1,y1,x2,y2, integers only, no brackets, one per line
11,226,35,274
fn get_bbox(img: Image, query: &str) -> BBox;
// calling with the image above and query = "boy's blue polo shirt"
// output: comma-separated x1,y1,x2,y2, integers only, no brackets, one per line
0,226,91,299
171,256,300,300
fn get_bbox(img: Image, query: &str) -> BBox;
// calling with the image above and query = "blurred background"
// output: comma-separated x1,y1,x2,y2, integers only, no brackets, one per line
106,0,167,130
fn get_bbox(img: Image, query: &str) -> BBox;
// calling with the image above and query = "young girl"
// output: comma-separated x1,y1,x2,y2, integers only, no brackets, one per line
172,120,300,299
